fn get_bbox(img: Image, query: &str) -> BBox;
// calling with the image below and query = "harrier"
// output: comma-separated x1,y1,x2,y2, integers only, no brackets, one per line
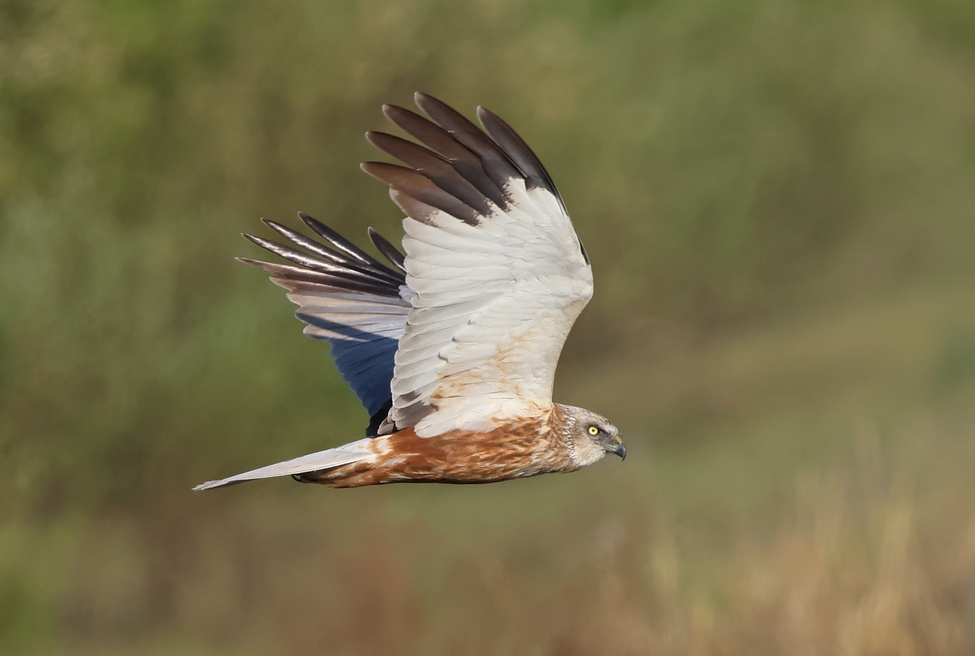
194,93,624,490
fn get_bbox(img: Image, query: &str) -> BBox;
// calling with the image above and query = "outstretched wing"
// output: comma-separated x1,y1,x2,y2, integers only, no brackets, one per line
239,213,412,433
363,93,593,437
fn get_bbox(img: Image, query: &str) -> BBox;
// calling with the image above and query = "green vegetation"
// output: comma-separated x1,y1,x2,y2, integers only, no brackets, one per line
2,0,974,653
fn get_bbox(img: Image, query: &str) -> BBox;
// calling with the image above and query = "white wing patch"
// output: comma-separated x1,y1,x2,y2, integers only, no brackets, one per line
363,95,594,437
400,200,591,436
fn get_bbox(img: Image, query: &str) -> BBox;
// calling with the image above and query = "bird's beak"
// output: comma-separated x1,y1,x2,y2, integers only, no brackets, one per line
612,440,626,461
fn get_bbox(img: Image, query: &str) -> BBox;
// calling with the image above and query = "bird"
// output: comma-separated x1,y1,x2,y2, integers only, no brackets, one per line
193,92,624,490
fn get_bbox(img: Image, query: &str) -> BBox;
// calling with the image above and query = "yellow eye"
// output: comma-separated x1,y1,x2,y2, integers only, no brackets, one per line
588,426,599,436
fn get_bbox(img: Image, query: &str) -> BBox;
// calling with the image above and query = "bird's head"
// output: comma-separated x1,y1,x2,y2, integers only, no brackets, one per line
559,405,626,467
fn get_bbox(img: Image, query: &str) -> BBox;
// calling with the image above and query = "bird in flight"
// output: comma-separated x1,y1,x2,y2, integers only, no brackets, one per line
194,93,624,490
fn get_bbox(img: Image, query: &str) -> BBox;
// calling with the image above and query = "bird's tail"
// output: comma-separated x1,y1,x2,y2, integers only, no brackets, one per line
192,439,374,490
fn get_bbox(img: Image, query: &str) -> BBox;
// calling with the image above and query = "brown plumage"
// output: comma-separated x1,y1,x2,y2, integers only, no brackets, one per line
193,93,624,492
302,404,603,487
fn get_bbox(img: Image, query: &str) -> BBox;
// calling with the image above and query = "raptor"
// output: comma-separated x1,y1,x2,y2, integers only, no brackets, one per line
194,93,624,490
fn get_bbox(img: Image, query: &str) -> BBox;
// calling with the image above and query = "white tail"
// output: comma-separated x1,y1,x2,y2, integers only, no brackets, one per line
193,440,373,490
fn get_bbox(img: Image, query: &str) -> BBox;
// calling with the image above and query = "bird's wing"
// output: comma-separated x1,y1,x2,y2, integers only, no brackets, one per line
239,213,412,433
363,93,593,437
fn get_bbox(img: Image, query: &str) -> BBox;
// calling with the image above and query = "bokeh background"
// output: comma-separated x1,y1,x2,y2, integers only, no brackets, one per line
3,0,975,653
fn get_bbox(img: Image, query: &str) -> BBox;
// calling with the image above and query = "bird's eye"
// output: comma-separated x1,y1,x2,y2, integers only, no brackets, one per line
588,425,599,436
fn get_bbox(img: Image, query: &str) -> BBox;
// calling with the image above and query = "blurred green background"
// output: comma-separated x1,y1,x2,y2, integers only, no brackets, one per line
3,0,975,653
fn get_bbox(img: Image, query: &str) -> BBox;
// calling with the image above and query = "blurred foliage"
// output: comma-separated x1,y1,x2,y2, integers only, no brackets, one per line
1,0,975,653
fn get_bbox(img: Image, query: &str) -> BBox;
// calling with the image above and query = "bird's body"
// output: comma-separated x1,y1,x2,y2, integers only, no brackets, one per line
194,93,624,491
298,404,602,488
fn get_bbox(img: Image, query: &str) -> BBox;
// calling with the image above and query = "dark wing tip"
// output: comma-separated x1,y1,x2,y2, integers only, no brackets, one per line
359,160,381,177
367,227,406,273
364,130,383,148
475,105,564,209
241,232,264,248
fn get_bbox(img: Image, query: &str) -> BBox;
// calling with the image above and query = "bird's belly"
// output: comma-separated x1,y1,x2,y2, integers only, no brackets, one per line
318,424,575,487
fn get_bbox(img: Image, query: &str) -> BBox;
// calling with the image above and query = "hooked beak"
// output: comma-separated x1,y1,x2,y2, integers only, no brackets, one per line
612,440,627,461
